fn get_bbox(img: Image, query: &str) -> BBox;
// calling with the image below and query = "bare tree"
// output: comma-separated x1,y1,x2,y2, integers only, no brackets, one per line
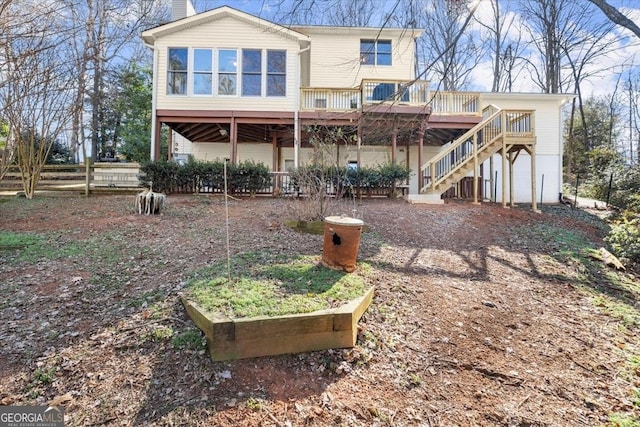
587,0,640,39
267,0,393,26
406,0,481,91
60,0,167,162
325,0,377,27
0,62,12,179
561,7,617,173
474,0,526,92
0,2,76,198
519,0,574,93
623,69,640,164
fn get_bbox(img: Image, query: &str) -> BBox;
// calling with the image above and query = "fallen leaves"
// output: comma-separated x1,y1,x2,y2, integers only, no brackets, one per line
0,196,637,426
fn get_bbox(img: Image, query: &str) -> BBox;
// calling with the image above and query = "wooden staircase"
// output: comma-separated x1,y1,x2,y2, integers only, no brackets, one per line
420,105,536,198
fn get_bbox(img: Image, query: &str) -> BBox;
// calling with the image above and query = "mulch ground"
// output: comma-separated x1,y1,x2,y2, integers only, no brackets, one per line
0,194,638,426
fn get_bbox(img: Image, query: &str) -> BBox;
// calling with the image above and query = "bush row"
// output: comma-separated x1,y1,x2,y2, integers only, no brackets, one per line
139,160,411,196
139,160,271,195
290,163,411,190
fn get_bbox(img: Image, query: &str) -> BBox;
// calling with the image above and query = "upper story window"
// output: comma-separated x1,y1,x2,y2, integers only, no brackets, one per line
165,47,287,97
167,48,188,94
267,50,286,97
193,49,213,95
242,49,262,96
218,49,237,95
360,39,392,66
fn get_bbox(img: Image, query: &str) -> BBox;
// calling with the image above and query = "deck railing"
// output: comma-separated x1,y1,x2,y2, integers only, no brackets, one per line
420,106,535,193
360,79,430,105
300,87,361,111
429,91,481,114
300,80,481,115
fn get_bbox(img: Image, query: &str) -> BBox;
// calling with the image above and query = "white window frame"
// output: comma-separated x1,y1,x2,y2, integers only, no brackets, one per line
192,48,213,96
167,47,188,95
217,48,238,96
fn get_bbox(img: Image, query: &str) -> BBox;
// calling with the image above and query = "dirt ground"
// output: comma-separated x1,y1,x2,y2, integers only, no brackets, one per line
1,194,638,426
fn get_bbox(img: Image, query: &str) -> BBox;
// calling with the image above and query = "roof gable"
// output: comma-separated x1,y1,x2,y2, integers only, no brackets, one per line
142,6,309,45
291,25,424,39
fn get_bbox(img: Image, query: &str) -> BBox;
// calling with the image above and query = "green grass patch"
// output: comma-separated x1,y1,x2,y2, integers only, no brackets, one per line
513,214,640,424
32,367,56,385
185,253,370,318
519,223,593,260
0,230,144,265
172,329,204,350
0,231,44,251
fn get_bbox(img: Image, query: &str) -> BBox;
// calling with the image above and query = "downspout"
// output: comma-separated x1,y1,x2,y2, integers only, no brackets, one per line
558,98,567,202
144,37,159,161
295,45,311,169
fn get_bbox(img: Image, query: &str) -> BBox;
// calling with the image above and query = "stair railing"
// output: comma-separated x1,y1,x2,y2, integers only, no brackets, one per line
420,104,504,193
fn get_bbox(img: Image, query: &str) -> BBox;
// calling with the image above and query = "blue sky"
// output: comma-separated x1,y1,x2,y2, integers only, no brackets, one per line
187,0,640,96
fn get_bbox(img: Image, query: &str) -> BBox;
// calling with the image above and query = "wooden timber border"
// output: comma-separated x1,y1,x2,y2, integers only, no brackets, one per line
181,287,374,361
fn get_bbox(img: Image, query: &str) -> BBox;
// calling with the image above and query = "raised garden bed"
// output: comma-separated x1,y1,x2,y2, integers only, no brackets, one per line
181,287,374,361
180,253,374,361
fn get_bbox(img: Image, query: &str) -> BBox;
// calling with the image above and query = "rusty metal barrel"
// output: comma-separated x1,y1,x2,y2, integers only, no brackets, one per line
321,216,364,273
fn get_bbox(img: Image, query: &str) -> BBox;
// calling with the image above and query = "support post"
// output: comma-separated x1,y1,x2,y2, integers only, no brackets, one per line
501,146,507,208
230,116,237,164
489,155,494,202
294,111,300,168
509,150,515,207
272,133,278,171
153,120,162,161
356,125,362,168
530,143,539,212
391,118,398,164
472,133,479,204
272,133,279,193
84,158,91,197
418,129,424,191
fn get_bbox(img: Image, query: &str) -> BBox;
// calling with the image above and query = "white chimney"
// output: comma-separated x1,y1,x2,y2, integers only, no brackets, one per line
172,0,195,21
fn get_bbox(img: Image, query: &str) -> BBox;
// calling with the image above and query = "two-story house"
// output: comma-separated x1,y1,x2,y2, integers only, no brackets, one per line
142,2,572,206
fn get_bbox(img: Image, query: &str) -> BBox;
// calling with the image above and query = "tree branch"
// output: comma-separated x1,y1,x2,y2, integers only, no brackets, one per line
587,0,640,39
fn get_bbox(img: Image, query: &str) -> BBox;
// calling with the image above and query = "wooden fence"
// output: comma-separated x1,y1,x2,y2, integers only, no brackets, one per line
0,162,143,195
1,164,410,199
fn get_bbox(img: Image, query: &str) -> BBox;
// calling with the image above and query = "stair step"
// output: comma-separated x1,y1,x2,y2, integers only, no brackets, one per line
421,107,534,198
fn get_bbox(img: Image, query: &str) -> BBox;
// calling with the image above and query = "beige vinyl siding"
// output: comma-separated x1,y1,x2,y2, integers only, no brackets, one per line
353,147,390,167
173,133,192,156
300,30,417,88
191,142,232,161
155,16,300,111
279,147,297,169
481,94,568,156
488,153,561,204
238,143,274,169
279,147,332,169
404,145,444,194
180,140,281,170
280,145,394,169
481,93,570,202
